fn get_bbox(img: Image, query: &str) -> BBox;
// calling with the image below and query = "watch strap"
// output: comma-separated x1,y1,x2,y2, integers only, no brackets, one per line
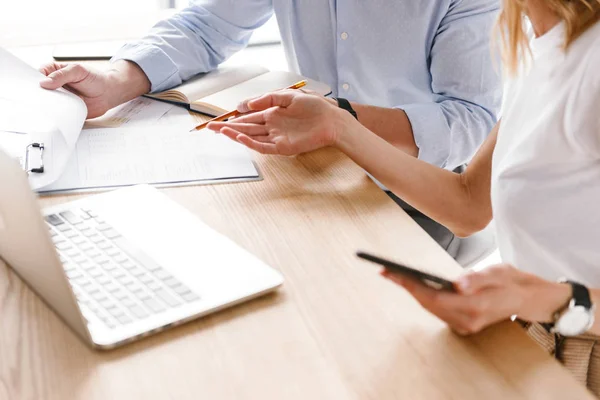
335,97,358,120
546,280,594,334
569,280,593,309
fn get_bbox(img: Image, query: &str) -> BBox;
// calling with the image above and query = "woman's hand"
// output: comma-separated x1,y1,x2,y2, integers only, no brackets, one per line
207,90,354,155
382,264,571,335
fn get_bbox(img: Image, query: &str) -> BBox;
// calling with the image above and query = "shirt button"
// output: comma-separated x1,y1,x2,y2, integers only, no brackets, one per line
340,32,349,40
342,83,350,91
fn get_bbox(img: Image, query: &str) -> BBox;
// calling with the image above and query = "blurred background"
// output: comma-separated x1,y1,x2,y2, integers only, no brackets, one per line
0,0,281,47
0,0,286,71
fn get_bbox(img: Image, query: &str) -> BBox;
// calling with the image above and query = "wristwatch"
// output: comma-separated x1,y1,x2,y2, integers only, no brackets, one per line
549,279,595,337
333,97,358,120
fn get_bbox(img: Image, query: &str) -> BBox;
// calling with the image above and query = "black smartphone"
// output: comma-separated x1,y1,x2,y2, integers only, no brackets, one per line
356,251,456,292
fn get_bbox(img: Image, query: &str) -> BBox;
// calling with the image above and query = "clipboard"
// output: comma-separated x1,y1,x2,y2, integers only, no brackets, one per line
25,142,45,174
0,130,46,175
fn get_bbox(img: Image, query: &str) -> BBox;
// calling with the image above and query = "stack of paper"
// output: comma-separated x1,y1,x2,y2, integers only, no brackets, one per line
43,98,260,193
0,47,87,190
0,47,260,195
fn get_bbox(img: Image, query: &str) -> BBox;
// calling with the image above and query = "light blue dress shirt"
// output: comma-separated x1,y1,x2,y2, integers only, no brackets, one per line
113,0,502,170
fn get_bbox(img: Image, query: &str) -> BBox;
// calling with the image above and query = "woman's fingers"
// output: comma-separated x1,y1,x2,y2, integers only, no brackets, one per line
218,126,243,142
238,91,297,113
228,110,269,125
455,264,514,295
219,127,279,154
390,273,453,309
208,121,268,136
236,133,279,154
381,270,488,334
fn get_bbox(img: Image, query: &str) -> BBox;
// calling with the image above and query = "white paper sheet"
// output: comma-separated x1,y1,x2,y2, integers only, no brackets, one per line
0,98,55,134
40,126,259,193
84,97,195,130
0,47,87,190
0,130,30,167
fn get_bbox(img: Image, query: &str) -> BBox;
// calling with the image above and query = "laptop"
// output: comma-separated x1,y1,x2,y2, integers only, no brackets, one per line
0,149,283,349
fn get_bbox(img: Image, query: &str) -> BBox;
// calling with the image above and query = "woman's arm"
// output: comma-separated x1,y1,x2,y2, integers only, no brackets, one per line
209,91,498,237
335,116,499,237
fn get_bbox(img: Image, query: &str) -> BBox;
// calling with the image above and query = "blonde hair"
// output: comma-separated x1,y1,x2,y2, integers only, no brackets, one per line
497,0,600,75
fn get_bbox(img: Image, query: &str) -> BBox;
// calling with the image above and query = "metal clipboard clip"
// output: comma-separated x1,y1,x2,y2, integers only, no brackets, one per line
25,142,45,174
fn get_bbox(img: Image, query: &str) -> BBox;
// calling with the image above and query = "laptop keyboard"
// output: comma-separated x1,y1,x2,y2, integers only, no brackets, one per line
45,207,200,330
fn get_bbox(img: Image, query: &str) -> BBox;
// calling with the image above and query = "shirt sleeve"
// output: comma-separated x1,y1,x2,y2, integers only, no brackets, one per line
111,0,274,93
398,0,503,170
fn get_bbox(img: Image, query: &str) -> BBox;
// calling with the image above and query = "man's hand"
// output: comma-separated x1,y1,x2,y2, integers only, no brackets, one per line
39,63,114,118
39,60,151,119
208,90,356,156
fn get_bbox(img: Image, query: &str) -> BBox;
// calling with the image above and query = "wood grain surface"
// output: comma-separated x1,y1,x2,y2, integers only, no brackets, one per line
0,140,593,399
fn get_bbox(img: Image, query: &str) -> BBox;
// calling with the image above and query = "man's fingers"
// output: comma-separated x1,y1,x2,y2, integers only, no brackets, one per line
39,63,89,90
38,62,68,76
208,121,268,136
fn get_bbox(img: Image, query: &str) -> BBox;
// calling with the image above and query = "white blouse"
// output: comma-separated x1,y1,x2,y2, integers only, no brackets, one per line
492,21,600,286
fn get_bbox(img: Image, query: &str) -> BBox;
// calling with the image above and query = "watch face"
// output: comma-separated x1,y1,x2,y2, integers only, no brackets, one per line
555,305,594,336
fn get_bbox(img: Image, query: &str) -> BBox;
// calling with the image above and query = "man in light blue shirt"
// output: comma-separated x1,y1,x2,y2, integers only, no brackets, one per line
40,0,502,255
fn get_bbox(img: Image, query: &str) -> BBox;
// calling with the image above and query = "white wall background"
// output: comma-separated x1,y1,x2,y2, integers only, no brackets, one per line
0,1,279,47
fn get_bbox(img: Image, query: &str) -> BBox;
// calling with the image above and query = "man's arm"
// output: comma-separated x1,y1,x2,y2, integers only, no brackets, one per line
40,0,274,118
112,0,274,93
335,0,502,170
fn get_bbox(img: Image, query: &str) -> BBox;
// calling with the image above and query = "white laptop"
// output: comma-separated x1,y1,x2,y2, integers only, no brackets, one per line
0,148,283,350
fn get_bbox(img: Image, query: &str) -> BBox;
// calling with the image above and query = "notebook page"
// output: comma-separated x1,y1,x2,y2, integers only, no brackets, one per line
193,71,332,113
40,125,258,193
149,65,268,104
84,97,195,130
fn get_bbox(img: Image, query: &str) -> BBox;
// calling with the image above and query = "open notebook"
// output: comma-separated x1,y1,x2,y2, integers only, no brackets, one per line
147,67,332,116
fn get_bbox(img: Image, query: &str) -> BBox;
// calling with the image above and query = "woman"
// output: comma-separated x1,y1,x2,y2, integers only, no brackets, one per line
209,0,600,392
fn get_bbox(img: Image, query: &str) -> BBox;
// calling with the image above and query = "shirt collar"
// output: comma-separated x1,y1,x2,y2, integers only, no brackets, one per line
531,21,565,58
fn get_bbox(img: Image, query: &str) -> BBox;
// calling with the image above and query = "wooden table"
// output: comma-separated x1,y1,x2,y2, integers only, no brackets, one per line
0,146,593,399
0,43,594,399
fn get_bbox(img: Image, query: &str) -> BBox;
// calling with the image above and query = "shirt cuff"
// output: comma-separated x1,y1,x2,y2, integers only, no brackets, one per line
112,43,180,93
401,103,451,168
